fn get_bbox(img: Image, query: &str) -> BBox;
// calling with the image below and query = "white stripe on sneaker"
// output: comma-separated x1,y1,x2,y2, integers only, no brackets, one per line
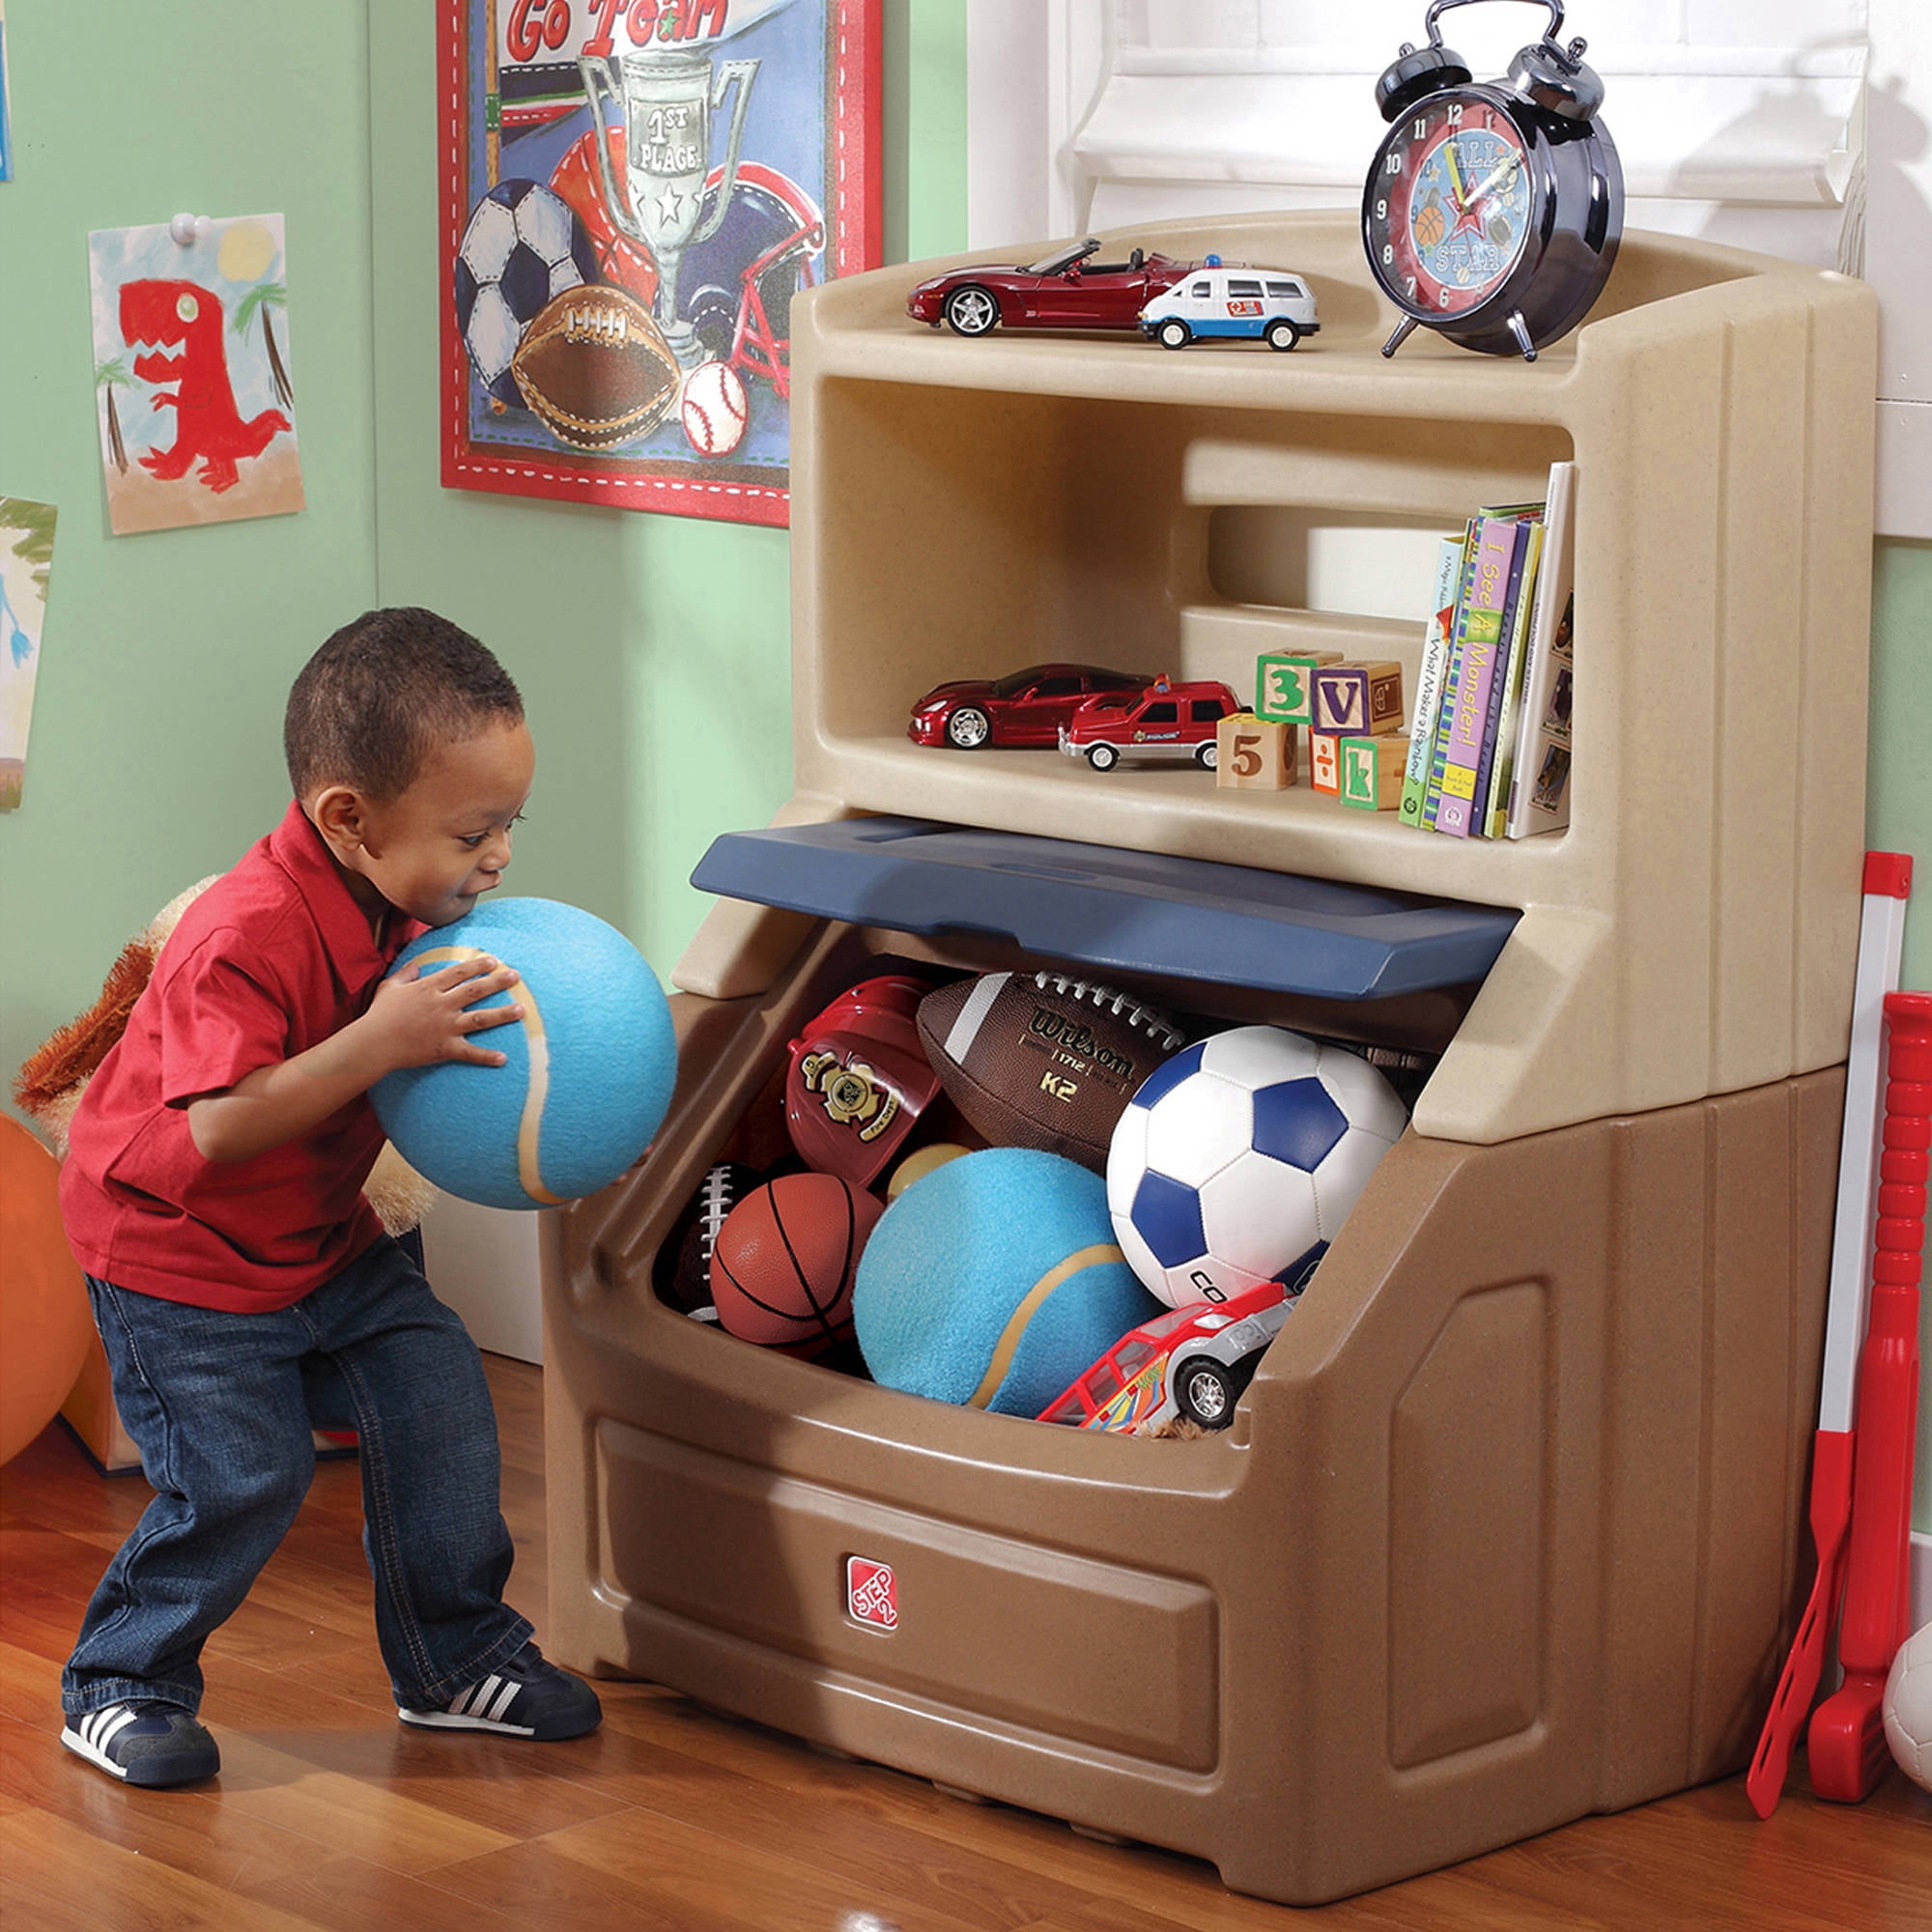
93,1707,140,1752
485,1679,521,1724
461,1676,502,1719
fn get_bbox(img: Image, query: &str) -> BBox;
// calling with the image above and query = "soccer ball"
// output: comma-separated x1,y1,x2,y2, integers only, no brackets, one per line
1885,1619,1932,1792
454,179,601,409
1107,1026,1408,1309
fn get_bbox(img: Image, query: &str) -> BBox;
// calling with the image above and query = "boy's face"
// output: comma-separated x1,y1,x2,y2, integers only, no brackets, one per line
326,720,535,929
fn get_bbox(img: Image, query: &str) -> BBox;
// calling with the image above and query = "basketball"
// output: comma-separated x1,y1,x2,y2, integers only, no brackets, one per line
370,897,676,1211
681,359,749,456
710,1173,884,1356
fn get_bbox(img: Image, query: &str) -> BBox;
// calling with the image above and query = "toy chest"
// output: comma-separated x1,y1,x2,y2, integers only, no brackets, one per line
540,213,1877,1905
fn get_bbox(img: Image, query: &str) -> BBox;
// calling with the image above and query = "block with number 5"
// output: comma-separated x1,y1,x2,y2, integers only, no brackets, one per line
1216,712,1295,790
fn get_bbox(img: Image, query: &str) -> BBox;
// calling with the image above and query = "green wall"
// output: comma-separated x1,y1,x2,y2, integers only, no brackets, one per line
0,0,381,1097
0,5,1926,1520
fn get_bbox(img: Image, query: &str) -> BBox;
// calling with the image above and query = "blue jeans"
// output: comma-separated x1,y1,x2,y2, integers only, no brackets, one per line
62,1235,532,1718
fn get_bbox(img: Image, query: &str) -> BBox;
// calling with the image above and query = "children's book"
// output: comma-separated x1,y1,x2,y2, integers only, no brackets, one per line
1505,461,1577,838
1479,513,1546,838
1430,515,1525,838
1399,534,1466,830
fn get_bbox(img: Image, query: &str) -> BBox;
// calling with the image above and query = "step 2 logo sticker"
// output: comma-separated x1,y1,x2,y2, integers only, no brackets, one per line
845,1554,897,1629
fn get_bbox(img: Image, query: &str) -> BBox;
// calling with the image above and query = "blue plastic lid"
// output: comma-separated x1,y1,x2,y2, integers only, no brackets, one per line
691,818,1517,1001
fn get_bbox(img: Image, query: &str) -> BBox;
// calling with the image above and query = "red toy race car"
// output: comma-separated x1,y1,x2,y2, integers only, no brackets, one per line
1058,675,1241,771
1037,1281,1294,1433
907,663,1153,750
906,238,1196,338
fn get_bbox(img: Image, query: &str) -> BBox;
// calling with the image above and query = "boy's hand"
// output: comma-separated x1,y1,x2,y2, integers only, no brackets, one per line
358,955,526,1075
187,956,527,1164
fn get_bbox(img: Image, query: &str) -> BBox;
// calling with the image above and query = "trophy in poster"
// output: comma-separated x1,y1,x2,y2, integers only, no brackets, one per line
581,48,760,370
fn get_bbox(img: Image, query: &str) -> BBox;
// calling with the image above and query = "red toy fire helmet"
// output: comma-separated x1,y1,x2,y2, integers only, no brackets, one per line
785,975,940,1188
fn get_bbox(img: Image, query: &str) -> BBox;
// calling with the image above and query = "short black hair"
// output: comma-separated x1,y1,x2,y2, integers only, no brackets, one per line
284,608,524,801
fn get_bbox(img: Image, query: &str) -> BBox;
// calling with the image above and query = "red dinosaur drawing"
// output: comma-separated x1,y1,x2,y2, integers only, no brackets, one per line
120,279,290,495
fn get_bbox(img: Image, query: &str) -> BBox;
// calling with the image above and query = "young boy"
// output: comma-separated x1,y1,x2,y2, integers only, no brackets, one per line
56,607,600,1788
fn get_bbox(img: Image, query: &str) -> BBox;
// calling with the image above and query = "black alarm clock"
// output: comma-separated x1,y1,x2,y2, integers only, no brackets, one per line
1362,0,1622,360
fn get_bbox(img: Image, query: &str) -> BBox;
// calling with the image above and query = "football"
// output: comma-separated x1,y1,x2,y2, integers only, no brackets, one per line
652,1160,770,1317
511,285,681,451
916,971,1187,1173
454,179,601,410
1107,1025,1408,1308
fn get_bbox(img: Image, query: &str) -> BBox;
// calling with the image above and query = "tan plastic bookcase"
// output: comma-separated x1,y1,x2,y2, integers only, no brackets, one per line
541,214,1877,1905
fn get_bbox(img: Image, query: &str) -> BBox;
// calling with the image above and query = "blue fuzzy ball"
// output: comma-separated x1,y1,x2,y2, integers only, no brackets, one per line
853,1148,1161,1417
370,897,675,1211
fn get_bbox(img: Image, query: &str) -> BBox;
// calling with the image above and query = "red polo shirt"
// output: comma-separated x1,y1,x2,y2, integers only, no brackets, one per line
61,802,424,1311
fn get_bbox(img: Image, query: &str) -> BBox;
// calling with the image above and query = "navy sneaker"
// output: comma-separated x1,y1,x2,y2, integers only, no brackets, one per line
397,1642,601,1740
61,1701,220,1787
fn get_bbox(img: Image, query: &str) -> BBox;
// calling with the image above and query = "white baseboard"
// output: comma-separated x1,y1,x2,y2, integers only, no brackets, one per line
1915,1530,1932,1634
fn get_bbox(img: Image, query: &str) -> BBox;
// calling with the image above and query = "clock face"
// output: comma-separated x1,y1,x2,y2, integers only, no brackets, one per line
1367,93,1535,319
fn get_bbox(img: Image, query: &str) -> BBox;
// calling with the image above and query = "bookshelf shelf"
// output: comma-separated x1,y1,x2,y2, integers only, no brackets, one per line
785,210,1876,1145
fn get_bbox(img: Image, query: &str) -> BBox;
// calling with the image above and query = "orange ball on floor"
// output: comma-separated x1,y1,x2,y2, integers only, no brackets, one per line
1,1118,94,1464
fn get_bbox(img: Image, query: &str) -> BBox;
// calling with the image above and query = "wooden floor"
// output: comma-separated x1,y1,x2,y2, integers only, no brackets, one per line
3,1356,1927,1932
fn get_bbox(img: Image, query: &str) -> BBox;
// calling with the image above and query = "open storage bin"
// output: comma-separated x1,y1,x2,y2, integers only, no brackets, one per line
541,214,1876,1904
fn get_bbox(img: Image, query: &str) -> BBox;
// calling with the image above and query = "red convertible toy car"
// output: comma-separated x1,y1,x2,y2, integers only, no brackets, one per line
1058,676,1241,771
907,238,1196,338
908,664,1152,750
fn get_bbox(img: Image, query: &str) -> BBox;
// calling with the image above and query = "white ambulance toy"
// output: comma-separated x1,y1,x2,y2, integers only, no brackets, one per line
1139,260,1320,351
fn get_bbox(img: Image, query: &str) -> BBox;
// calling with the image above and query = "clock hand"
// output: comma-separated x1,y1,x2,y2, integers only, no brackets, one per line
1464,155,1521,210
1442,139,1472,214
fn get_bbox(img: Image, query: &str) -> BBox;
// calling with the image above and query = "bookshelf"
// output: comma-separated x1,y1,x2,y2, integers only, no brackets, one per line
780,211,1877,1145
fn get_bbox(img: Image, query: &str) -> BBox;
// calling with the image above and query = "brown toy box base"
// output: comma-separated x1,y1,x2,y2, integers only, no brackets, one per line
541,917,1833,1906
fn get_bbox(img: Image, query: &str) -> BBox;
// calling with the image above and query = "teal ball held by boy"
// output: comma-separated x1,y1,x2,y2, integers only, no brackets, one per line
56,608,672,1789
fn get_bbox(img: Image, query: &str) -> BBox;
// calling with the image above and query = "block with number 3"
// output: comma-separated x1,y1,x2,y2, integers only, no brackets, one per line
1256,651,1342,726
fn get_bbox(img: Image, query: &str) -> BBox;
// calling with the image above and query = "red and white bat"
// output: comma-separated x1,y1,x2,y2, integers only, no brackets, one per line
1747,853,1912,1818
1807,987,1930,1801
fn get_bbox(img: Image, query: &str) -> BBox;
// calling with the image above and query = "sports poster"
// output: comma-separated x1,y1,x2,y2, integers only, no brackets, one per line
0,497,55,810
438,1,882,527
87,215,304,535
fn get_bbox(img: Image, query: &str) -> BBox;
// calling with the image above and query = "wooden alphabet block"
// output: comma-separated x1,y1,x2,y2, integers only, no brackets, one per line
1339,732,1408,810
1309,729,1342,797
1312,660,1404,736
1216,711,1295,790
1256,650,1342,726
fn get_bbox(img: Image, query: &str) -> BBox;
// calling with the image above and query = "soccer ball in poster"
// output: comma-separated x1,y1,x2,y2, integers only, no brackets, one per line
454,180,602,410
1107,1026,1408,1309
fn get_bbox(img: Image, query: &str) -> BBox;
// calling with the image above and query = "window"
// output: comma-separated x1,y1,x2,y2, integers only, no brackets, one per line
1266,279,1303,298
1190,697,1228,723
1190,279,1211,296
1140,701,1178,724
1031,676,1083,696
1228,278,1263,297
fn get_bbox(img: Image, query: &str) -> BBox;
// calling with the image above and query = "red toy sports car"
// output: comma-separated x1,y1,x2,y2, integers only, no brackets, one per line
908,663,1153,750
906,238,1196,337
